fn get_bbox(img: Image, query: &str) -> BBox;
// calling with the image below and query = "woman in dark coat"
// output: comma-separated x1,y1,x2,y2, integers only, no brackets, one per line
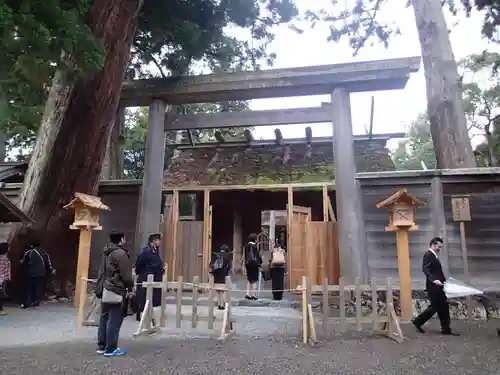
134,233,164,321
210,244,231,310
244,233,262,300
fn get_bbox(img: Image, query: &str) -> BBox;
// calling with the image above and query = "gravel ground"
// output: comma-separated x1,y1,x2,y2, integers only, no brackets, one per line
1,304,500,375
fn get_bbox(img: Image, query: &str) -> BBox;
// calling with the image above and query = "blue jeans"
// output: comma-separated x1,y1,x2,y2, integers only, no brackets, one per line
97,302,125,352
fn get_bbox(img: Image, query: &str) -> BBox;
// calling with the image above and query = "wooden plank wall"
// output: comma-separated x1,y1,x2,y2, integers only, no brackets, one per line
361,183,433,285
289,221,307,289
443,182,500,288
177,221,204,281
289,221,340,288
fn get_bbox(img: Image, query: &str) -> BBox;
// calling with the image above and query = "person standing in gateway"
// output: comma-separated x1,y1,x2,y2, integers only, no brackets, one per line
412,237,459,336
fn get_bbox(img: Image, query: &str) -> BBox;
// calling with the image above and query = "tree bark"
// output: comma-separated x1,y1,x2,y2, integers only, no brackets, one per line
9,0,141,296
412,0,476,169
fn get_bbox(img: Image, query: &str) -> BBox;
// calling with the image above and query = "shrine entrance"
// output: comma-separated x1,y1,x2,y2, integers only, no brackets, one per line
287,202,340,289
161,184,340,290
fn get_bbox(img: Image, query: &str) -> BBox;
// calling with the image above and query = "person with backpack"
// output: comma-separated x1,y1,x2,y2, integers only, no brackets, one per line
95,232,134,357
244,233,262,300
210,244,231,310
20,241,55,308
270,240,286,301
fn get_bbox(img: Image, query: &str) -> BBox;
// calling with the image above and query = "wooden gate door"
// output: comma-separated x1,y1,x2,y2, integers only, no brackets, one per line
161,192,205,282
286,204,340,288
287,204,311,289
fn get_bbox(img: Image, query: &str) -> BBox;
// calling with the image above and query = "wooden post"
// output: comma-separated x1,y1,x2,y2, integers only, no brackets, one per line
135,100,167,250
287,187,293,286
145,274,154,330
160,268,168,327
176,275,183,328
63,193,110,308
192,276,199,328
207,274,215,330
330,87,365,282
171,190,179,281
376,190,425,322
339,276,346,333
322,277,328,333
451,195,472,322
370,277,377,331
322,185,328,221
75,228,92,309
301,275,308,343
355,277,362,331
76,276,88,328
218,275,235,342
396,229,412,321
268,210,276,246
202,190,211,282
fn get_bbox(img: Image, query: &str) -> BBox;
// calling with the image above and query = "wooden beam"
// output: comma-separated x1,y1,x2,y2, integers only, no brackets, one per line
186,130,195,146
368,96,375,139
165,107,330,130
163,181,336,192
214,131,225,143
327,196,336,222
243,129,253,142
120,56,421,106
274,128,283,145
173,133,405,149
305,127,312,144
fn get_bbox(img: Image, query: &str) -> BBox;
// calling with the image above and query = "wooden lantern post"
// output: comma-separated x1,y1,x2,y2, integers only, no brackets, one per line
451,194,472,321
376,189,425,321
63,193,110,308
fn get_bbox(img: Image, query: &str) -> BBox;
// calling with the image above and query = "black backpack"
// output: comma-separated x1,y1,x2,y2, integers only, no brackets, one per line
210,253,224,273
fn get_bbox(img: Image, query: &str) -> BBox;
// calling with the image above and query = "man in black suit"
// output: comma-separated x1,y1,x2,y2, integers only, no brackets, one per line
412,237,459,336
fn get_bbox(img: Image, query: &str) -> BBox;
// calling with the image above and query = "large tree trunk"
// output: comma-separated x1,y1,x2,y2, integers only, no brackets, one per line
413,0,476,169
9,0,140,296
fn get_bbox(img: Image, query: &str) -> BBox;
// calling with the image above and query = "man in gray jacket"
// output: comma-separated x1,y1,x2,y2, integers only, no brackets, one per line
95,232,133,357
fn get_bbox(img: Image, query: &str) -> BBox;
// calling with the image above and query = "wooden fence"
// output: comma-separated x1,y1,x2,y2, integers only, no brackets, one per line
134,274,234,342
301,276,404,344
77,274,404,346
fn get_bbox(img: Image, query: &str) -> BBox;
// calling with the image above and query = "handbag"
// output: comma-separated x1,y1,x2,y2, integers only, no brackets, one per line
102,288,123,304
271,249,286,265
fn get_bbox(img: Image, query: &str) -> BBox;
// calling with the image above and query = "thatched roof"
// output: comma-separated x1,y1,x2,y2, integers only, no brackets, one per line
164,137,395,187
0,192,34,223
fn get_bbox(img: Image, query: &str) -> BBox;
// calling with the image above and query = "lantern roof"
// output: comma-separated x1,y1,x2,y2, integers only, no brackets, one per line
63,192,110,210
376,189,425,209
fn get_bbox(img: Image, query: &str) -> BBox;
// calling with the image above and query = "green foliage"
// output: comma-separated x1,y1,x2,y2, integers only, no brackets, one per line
459,52,500,166
391,115,437,170
0,0,298,159
0,0,105,157
301,1,500,55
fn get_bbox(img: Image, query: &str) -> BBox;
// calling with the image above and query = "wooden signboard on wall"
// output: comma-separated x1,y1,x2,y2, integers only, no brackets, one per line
451,195,471,222
451,194,472,322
